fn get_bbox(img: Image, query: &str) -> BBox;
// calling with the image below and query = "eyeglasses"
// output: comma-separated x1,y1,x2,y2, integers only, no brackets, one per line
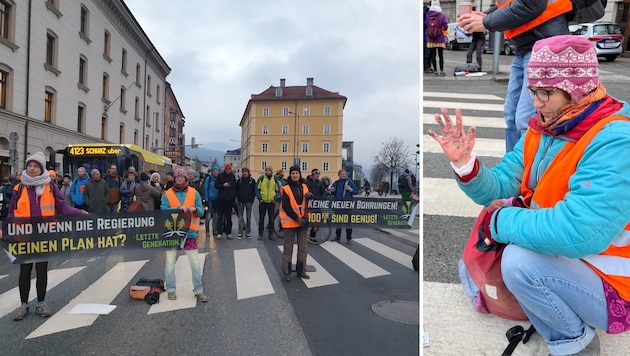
527,87,557,102
313,171,320,175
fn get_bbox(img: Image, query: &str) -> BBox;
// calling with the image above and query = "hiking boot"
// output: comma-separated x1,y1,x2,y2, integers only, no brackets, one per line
227,234,233,240
258,234,263,240
168,292,177,300
216,233,222,240
195,293,208,302
269,235,276,241
283,274,291,282
298,272,310,279
346,239,353,245
333,236,341,242
13,304,29,321
35,302,52,317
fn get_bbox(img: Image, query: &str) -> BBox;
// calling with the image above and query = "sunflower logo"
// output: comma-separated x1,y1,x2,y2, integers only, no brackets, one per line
163,213,188,239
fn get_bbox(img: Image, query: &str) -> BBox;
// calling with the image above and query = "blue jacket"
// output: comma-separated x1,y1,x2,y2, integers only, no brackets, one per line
458,102,630,258
204,175,219,202
70,175,89,206
331,178,359,198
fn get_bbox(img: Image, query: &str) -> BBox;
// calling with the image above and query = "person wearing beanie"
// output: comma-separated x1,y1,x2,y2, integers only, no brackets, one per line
279,166,313,281
214,163,237,239
119,170,137,212
59,173,72,207
70,167,89,209
150,172,163,210
187,169,205,214
235,167,256,238
164,171,175,191
6,152,86,321
329,169,359,244
305,168,326,242
160,166,207,303
203,166,220,237
458,0,571,153
273,169,286,220
428,35,630,356
133,172,161,211
256,167,281,240
424,0,448,76
84,168,109,213
104,164,121,213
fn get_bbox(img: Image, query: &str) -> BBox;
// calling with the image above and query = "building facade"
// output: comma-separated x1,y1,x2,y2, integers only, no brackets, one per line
162,82,185,166
239,77,347,179
0,0,173,177
224,148,241,174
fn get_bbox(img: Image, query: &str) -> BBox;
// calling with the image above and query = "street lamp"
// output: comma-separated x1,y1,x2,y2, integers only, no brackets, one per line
288,111,300,166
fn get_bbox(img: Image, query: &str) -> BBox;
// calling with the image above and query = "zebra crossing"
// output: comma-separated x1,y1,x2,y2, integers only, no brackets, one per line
0,232,416,340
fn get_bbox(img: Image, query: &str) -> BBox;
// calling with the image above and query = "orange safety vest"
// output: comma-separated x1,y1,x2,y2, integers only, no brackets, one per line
496,0,572,40
165,187,199,232
521,116,630,300
13,183,56,217
279,184,309,229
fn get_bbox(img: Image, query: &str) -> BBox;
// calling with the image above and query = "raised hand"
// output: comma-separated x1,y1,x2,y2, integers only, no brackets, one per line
427,107,476,167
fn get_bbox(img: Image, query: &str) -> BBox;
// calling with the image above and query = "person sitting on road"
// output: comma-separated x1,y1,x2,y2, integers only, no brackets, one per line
428,35,630,356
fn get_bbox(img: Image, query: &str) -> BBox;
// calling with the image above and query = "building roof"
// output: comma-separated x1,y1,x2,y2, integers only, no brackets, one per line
249,85,347,103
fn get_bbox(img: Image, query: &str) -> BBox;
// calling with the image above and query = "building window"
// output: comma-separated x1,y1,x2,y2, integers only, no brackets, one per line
103,30,111,60
261,161,267,170
135,63,141,86
134,130,138,145
275,88,282,97
0,69,8,109
102,73,109,101
323,124,331,134
323,162,329,171
302,125,309,135
303,107,310,116
147,75,152,96
301,161,308,172
324,106,331,116
262,125,269,135
1,0,15,43
121,49,128,75
134,97,140,120
281,161,287,171
119,86,126,110
302,142,308,153
77,103,85,133
282,125,288,135
78,55,87,87
101,117,107,140
262,143,268,153
156,84,161,103
46,0,62,18
154,113,160,132
119,123,124,144
323,142,330,153
263,107,269,117
281,142,288,153
283,107,290,116
306,87,313,96
79,5,90,42
44,89,55,123
46,31,59,70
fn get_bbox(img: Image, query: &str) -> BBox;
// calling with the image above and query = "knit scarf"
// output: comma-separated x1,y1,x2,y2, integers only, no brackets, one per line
172,184,188,193
536,84,607,135
19,170,51,197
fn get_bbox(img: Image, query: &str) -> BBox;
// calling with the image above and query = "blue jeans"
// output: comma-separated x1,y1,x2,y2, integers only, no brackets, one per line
504,51,535,152
165,248,203,295
205,200,218,234
502,245,607,355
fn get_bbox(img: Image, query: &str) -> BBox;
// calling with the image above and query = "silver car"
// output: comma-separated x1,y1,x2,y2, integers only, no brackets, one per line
445,23,471,50
568,22,623,62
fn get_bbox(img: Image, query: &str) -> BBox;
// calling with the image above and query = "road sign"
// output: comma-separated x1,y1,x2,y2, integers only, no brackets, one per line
294,157,300,167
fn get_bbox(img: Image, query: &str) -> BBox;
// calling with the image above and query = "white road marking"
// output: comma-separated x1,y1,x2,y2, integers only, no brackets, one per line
353,238,415,270
148,253,207,314
234,248,274,300
319,242,390,278
277,245,338,288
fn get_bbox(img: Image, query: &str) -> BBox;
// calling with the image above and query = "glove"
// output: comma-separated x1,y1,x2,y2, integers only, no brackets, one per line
297,218,307,228
328,185,336,194
304,192,313,199
344,182,353,192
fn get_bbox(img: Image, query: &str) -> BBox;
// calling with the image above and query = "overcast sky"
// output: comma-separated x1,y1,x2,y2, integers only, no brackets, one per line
124,0,420,171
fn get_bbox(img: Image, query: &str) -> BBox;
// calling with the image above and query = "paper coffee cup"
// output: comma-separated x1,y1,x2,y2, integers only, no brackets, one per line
458,2,473,15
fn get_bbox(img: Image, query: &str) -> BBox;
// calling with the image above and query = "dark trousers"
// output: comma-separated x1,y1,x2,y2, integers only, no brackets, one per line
19,262,48,303
282,227,307,275
466,38,484,69
423,40,431,69
429,47,444,71
217,199,235,234
258,201,275,234
335,228,353,241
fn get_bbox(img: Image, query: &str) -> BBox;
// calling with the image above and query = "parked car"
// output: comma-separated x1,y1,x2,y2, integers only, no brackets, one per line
445,23,471,50
483,32,516,55
568,22,623,62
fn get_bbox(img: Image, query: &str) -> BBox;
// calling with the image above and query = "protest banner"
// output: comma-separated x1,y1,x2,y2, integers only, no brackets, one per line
306,197,417,228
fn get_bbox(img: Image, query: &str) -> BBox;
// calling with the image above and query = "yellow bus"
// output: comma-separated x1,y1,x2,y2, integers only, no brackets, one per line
50,143,173,178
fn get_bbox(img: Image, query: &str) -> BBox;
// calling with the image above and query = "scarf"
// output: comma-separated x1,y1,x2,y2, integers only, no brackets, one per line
536,84,607,135
19,170,51,197
172,184,188,193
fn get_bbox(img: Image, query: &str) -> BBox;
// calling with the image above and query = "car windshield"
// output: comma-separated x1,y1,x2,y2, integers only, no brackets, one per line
593,24,621,35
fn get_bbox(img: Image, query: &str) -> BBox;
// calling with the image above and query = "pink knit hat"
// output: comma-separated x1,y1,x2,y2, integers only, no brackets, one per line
527,35,599,102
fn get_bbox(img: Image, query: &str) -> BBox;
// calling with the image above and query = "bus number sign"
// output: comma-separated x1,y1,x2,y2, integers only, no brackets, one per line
69,146,122,156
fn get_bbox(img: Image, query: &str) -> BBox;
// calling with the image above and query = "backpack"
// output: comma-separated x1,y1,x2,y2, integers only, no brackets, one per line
398,174,409,190
569,0,606,23
129,278,165,305
427,15,441,40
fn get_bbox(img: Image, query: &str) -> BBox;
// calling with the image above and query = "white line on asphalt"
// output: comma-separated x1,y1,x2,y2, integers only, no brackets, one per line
422,92,504,101
353,238,414,270
27,261,147,339
423,100,505,112
0,267,86,319
0,275,6,280
277,245,338,288
148,253,207,314
319,242,390,278
379,228,419,244
234,248,274,300
422,177,483,218
423,135,506,157
422,113,506,129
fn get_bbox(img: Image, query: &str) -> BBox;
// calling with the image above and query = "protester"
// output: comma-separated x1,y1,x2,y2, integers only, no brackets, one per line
59,174,72,206
119,171,137,212
150,172,163,210
306,168,326,241
164,171,174,191
256,167,280,241
280,166,312,281
235,167,256,239
425,0,448,76
4,152,86,320
203,166,220,237
428,35,630,356
458,0,570,152
363,178,371,196
161,168,207,302
134,172,161,211
466,30,484,71
104,164,121,213
70,167,89,210
214,163,237,239
330,169,358,244
423,1,433,73
84,169,109,213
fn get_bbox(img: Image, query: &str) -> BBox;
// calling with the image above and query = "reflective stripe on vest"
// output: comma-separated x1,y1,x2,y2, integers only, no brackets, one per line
496,0,572,40
279,184,309,228
13,183,56,217
165,187,199,232
521,116,630,300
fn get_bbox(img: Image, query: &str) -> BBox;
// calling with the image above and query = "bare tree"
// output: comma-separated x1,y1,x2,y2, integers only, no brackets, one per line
370,163,388,194
373,137,413,194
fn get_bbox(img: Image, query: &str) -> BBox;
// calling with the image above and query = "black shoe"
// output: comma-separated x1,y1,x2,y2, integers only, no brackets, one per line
298,272,310,279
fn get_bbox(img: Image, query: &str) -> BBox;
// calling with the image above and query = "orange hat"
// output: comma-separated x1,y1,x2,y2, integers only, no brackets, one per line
48,170,57,178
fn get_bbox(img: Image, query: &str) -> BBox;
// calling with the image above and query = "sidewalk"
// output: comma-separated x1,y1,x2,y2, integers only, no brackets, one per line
423,63,512,82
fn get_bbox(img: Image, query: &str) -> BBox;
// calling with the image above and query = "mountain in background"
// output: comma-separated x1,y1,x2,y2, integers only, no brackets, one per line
186,145,228,165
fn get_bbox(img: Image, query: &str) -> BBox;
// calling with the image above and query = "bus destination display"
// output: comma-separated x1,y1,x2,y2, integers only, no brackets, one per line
68,146,122,156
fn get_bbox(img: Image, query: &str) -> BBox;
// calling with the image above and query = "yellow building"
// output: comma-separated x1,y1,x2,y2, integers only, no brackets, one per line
239,78,347,179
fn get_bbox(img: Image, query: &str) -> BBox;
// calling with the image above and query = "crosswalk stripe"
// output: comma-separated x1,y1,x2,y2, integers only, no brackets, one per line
276,245,338,288
423,100,504,112
422,113,506,129
234,248,274,300
353,238,414,270
423,135,506,157
319,242,390,278
0,266,86,319
423,177,483,218
26,261,147,339
423,92,504,101
0,275,6,280
148,253,208,314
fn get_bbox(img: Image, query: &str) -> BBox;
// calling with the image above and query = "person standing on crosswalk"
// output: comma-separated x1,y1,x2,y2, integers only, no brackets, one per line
330,169,359,245
428,35,630,356
280,166,312,281
3,152,87,320
161,168,208,303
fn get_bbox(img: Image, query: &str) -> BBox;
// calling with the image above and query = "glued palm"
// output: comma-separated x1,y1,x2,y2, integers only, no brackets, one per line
427,108,476,166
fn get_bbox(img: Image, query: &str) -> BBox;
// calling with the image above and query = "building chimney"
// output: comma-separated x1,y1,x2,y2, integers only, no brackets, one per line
306,77,313,87
280,78,286,87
